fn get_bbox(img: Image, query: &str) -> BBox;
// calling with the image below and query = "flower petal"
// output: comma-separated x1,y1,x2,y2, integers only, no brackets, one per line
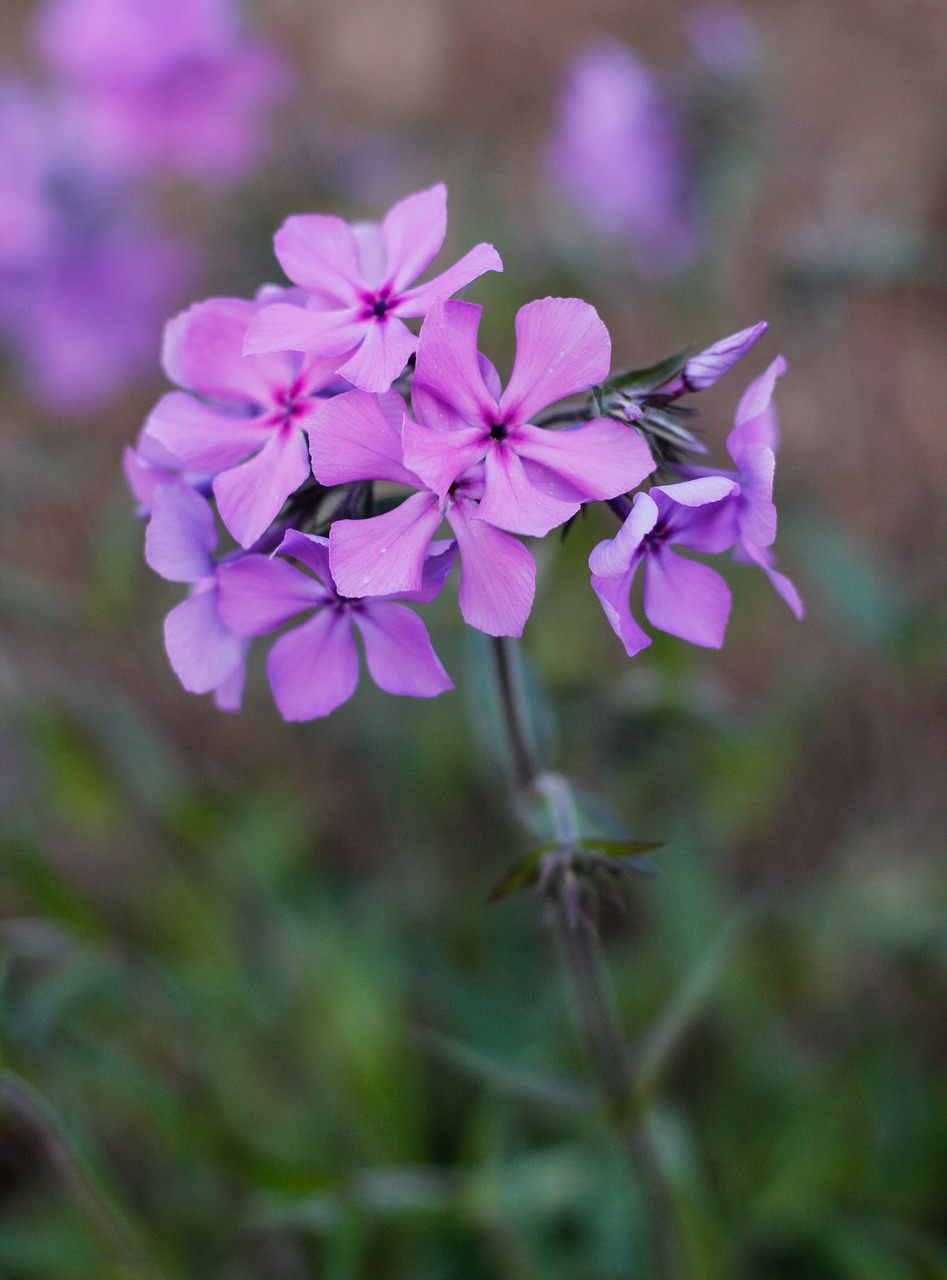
329,492,443,598
162,296,295,405
309,389,418,485
739,541,804,619
146,391,270,474
412,300,497,431
446,499,535,636
498,297,611,425
728,354,786,458
164,585,247,695
243,302,367,359
643,548,731,647
588,491,658,579
735,443,777,548
478,443,580,537
214,424,312,547
145,484,216,583
267,609,360,720
513,417,654,500
590,568,651,658
662,321,768,395
335,315,418,393
213,659,248,712
401,415,486,501
216,553,327,636
396,242,503,318
354,602,452,697
381,183,448,294
272,213,364,304
276,530,334,583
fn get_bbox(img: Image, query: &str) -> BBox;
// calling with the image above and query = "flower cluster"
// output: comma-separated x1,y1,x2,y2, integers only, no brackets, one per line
130,184,801,720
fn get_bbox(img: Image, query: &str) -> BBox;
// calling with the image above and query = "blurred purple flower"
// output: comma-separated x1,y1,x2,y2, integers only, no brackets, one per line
589,476,738,656
34,0,289,183
547,40,697,278
243,184,503,393
0,78,196,413
145,483,249,711
687,4,758,77
217,531,454,720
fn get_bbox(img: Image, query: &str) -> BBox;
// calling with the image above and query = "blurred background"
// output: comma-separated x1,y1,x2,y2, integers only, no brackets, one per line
1,0,945,1276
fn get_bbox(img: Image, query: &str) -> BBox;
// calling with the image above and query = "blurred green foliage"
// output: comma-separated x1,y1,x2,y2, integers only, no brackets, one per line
1,476,945,1280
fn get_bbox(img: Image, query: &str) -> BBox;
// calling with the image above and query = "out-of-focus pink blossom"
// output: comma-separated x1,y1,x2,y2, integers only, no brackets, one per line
34,0,289,182
547,40,697,278
0,78,196,413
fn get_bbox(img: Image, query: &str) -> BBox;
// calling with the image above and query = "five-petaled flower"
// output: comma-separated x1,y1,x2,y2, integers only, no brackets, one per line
243,183,502,393
216,532,455,720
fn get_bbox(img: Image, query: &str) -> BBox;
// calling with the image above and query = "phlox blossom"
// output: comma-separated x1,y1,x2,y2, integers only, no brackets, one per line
143,294,340,548
216,532,455,721
589,476,738,656
401,297,655,537
243,183,502,393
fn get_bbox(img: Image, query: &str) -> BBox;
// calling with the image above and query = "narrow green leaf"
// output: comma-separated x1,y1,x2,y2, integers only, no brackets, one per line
604,347,691,395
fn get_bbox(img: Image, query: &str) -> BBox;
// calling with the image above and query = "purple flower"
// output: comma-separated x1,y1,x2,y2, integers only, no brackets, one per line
216,532,454,720
143,295,340,548
308,390,537,637
678,354,804,618
0,214,195,414
589,477,738,656
34,0,289,183
547,40,696,278
144,484,248,711
243,184,503,393
0,79,196,412
401,297,655,537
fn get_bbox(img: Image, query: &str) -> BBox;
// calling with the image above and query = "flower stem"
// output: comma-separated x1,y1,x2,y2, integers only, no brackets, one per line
487,635,689,1280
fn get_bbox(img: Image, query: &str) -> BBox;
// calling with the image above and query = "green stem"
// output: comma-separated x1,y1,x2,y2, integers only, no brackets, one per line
488,636,689,1280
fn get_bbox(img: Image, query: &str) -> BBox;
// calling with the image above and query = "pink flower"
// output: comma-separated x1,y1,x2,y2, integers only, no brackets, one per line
34,0,289,183
217,532,454,720
143,294,340,547
548,40,696,278
243,184,503,393
402,297,655,537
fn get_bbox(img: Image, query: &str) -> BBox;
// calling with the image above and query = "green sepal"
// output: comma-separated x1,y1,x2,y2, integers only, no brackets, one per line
602,346,691,396
487,838,664,903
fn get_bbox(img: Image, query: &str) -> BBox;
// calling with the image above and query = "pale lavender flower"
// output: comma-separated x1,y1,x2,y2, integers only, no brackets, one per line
34,0,289,183
0,213,194,414
243,184,503,393
589,477,738,656
308,389,537,637
401,298,655,537
0,78,196,413
216,532,454,720
144,295,340,548
144,484,248,711
678,354,804,618
547,40,697,278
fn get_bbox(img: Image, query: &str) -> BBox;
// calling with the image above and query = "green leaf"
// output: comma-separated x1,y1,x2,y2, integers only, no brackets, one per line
485,844,556,903
603,347,691,395
486,838,664,903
